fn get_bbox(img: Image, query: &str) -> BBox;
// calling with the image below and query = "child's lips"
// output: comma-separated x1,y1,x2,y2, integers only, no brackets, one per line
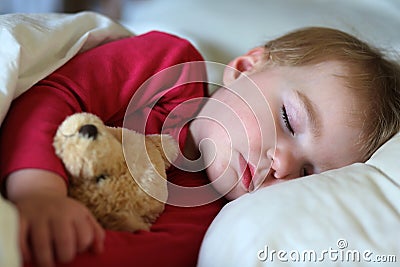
239,154,256,192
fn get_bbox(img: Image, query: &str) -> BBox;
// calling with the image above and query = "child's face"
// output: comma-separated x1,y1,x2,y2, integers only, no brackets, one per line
191,60,365,200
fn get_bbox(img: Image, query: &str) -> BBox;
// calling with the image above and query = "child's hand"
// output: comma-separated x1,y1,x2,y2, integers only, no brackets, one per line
6,169,105,267
16,193,105,267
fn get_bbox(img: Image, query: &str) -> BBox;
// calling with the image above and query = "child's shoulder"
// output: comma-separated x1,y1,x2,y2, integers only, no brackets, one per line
138,30,189,42
112,31,203,59
57,30,204,75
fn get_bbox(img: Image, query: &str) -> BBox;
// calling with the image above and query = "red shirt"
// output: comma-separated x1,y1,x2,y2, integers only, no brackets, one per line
0,31,226,267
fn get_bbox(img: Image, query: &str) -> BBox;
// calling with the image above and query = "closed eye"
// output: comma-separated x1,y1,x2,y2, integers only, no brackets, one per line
281,105,294,135
302,167,310,177
301,165,314,177
96,174,107,183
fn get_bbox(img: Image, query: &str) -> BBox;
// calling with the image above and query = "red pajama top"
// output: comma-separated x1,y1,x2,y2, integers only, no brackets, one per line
0,31,226,267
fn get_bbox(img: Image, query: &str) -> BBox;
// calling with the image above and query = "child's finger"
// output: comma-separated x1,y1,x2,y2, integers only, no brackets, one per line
51,219,76,264
18,214,31,262
74,216,94,253
31,222,54,267
88,215,105,254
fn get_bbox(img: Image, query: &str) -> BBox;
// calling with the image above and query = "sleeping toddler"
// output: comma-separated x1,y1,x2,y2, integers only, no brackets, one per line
1,27,400,267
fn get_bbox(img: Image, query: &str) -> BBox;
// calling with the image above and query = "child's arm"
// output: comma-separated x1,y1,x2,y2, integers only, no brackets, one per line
0,31,208,267
8,169,105,267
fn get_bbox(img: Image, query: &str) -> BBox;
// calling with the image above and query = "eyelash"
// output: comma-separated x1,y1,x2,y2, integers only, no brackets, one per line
281,105,313,177
281,105,294,135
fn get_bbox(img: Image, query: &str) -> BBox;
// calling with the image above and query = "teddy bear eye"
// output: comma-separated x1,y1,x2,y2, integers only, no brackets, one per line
96,174,107,183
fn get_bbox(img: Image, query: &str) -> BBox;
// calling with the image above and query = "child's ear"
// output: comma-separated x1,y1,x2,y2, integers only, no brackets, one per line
223,47,266,86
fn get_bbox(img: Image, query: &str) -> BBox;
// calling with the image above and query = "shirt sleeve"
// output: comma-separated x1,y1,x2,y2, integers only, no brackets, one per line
0,31,207,183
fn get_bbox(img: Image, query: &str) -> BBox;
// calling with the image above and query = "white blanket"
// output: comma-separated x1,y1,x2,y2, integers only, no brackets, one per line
0,12,133,267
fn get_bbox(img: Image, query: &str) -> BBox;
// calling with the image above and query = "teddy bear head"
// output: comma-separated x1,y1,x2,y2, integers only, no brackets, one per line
53,112,179,231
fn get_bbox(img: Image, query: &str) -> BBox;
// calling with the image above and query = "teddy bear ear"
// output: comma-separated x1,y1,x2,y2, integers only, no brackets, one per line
145,134,179,168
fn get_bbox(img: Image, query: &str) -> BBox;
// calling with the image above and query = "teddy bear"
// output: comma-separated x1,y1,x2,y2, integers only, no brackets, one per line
53,112,179,232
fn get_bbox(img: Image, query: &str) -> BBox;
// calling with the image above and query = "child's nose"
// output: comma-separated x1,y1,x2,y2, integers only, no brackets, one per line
266,148,298,179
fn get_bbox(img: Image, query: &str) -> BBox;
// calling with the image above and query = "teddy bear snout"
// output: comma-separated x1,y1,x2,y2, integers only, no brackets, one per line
79,124,98,140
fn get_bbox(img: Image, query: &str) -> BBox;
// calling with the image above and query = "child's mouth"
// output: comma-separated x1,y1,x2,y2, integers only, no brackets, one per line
239,154,255,192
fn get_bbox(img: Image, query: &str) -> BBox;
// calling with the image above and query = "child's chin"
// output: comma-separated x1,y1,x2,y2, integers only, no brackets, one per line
225,187,247,200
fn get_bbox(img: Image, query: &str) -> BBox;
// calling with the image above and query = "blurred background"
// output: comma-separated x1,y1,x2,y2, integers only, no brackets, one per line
0,0,126,20
2,0,399,86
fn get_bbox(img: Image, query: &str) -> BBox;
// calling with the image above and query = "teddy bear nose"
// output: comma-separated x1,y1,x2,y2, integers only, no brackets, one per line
79,124,98,139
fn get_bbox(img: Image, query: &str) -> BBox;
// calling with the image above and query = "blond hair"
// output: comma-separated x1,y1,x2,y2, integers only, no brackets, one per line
262,27,400,160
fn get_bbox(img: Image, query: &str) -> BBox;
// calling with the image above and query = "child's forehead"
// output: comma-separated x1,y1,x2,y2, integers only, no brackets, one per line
295,60,348,73
261,60,349,83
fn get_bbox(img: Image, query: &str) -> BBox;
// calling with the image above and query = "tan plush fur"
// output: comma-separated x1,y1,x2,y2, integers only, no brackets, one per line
53,113,179,231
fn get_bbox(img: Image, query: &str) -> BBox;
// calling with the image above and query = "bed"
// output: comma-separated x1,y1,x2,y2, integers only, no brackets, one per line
1,1,400,266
